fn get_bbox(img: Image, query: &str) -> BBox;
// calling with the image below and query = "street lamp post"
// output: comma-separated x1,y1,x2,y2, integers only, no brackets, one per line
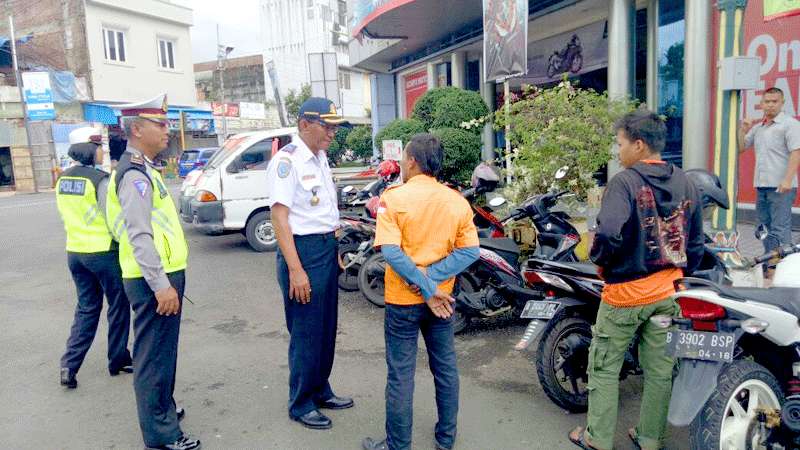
216,24,234,141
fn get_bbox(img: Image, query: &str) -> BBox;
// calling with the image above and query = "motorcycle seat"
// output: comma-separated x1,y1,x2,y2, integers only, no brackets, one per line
479,237,519,256
724,287,800,318
529,258,598,277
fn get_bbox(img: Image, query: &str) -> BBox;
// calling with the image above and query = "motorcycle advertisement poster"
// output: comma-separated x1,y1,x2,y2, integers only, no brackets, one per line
522,20,608,86
482,0,528,81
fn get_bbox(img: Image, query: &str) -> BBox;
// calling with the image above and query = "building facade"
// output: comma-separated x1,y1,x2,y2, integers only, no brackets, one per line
259,0,371,118
349,0,800,211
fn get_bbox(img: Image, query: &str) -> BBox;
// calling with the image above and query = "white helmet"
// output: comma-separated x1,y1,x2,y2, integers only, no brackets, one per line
68,127,102,145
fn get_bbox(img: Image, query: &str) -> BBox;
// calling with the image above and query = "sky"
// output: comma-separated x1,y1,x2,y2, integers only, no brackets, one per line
177,0,263,63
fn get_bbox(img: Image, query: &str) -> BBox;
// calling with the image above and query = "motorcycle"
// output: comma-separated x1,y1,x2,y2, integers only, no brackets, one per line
547,34,583,79
514,168,732,412
337,214,376,291
649,241,800,449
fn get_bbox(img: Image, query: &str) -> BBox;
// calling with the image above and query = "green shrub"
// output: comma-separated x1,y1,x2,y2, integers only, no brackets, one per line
345,125,374,161
429,90,489,132
327,127,350,163
374,118,426,149
431,127,482,185
412,87,461,129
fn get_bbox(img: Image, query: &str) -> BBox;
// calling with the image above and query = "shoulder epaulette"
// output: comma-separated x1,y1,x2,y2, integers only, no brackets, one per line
280,144,297,154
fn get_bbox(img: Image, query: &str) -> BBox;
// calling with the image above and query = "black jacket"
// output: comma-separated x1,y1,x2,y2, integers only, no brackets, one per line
590,161,704,284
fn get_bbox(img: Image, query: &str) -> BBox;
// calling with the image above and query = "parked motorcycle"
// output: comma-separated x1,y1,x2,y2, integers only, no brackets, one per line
515,168,732,412
650,241,800,449
337,214,376,291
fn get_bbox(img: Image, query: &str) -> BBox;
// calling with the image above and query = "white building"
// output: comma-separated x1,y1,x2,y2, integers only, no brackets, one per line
84,0,197,106
259,0,370,117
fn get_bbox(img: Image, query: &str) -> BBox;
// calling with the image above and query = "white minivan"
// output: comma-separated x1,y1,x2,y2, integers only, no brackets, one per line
185,127,296,251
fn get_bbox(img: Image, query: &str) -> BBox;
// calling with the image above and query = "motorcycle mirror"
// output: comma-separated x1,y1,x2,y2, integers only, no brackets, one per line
555,166,569,180
342,185,355,194
489,197,507,207
755,224,768,241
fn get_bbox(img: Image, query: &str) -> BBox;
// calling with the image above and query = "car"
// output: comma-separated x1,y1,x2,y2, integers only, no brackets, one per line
179,168,204,224
178,147,218,177
189,128,294,251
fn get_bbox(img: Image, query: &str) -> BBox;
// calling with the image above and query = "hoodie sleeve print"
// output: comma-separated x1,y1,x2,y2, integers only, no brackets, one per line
590,175,632,268
684,180,705,275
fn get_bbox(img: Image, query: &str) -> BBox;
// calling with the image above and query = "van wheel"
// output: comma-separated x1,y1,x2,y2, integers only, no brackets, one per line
245,212,278,252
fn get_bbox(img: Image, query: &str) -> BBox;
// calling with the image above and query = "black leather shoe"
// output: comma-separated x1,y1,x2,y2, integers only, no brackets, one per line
362,437,388,450
317,395,354,410
290,410,332,430
146,435,201,450
177,407,185,421
60,368,77,389
109,364,133,376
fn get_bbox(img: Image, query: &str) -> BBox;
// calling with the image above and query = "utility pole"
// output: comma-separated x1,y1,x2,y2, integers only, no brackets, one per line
9,14,38,193
216,24,227,140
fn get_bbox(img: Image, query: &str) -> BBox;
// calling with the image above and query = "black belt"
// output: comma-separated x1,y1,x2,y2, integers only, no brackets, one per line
294,232,335,240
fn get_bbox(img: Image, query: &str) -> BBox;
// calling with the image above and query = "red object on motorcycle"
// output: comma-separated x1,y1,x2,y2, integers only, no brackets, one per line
522,269,543,285
366,196,380,218
677,296,725,331
490,228,504,238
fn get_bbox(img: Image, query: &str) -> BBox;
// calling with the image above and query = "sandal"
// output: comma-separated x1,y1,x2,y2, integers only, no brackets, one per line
568,426,600,450
628,428,642,450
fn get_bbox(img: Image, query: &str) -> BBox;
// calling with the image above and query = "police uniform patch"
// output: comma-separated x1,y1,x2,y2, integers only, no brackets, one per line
59,179,86,195
130,152,145,166
132,179,149,198
277,158,292,178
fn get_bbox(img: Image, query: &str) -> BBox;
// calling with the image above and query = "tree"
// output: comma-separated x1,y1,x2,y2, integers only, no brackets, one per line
429,89,489,133
284,84,312,123
345,126,374,161
412,87,461,129
327,127,351,163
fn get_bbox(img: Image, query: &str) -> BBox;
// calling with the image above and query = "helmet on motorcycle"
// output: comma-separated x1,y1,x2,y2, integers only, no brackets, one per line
377,160,400,178
685,169,730,210
471,162,500,190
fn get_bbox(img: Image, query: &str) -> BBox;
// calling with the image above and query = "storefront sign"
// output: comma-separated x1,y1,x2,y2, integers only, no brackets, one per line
482,0,528,81
403,69,428,117
523,20,608,85
764,0,800,21
22,71,56,121
239,102,266,119
211,102,240,117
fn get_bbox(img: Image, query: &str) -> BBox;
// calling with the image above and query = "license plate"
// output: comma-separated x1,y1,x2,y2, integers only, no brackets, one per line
666,330,735,362
520,300,560,320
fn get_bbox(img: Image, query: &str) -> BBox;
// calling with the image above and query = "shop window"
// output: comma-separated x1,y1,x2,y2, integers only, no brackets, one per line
466,60,480,91
436,62,451,87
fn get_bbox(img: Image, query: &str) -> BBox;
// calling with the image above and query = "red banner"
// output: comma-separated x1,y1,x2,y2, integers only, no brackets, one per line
404,69,428,117
710,2,800,205
211,102,240,117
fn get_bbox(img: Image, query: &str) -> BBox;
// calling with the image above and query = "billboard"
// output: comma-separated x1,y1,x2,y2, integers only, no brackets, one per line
308,52,340,108
403,69,428,117
483,0,528,82
522,21,608,85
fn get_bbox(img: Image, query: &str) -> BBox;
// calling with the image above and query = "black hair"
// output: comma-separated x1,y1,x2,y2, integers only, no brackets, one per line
614,109,667,154
68,143,99,166
764,87,784,98
406,133,443,177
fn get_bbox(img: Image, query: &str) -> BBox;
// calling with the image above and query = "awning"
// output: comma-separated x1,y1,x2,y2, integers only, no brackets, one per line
83,103,119,125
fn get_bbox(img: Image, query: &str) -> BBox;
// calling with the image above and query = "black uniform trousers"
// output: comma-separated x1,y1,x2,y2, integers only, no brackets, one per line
124,270,185,448
277,232,339,418
61,251,132,372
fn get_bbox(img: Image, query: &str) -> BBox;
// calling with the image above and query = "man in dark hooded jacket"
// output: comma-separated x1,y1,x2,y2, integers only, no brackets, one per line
569,110,704,450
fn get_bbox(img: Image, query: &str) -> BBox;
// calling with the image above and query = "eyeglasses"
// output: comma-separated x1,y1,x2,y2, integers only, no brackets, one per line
308,119,338,133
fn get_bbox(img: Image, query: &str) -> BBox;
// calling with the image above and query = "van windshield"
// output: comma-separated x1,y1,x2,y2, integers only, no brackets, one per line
206,136,248,170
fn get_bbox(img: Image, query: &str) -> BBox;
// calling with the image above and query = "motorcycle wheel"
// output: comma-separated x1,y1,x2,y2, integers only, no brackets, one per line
338,242,361,292
358,252,386,307
689,360,783,450
570,53,583,73
535,315,592,413
451,275,477,334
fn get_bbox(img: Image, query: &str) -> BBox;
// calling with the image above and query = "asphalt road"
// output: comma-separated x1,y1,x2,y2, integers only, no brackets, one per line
0,188,691,450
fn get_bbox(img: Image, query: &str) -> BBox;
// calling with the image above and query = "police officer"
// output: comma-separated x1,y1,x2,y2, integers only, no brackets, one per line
106,94,199,450
266,98,353,430
57,127,132,389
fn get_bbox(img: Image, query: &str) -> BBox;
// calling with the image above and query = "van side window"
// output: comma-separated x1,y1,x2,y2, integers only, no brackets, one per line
236,139,272,171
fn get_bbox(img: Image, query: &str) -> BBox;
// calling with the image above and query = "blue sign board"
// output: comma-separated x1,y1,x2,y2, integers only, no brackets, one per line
22,71,56,121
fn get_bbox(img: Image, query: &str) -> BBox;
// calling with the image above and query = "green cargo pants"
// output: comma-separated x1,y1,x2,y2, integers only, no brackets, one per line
584,298,680,450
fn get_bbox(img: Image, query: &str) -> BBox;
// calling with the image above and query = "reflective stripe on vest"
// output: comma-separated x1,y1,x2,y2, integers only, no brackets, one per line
106,157,188,279
56,172,113,253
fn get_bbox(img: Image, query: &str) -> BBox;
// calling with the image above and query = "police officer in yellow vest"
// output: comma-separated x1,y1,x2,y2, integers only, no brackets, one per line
57,127,133,389
106,94,199,450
